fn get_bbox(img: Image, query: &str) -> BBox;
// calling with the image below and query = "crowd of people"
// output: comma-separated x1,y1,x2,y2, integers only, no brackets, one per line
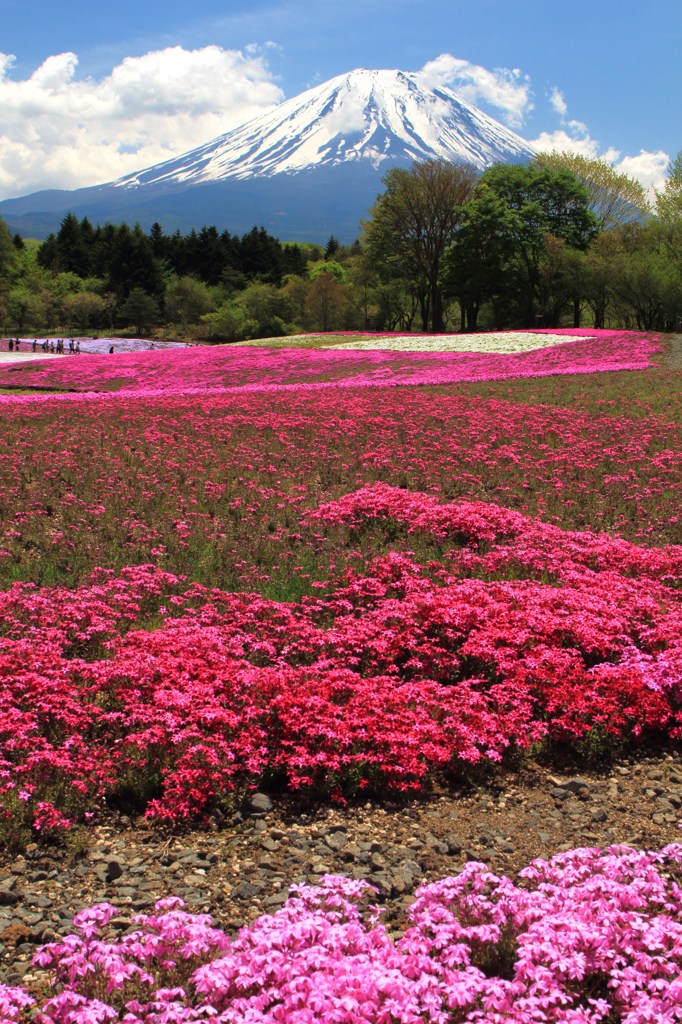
3,337,81,354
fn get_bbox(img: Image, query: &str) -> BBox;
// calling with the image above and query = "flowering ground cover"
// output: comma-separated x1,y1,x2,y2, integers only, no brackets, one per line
239,328,594,353
1,338,188,355
5,845,682,1022
0,330,661,395
318,329,594,353
1,328,682,1013
0,480,681,839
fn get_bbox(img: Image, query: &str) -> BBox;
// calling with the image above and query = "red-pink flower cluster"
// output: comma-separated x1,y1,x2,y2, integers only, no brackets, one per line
1,482,681,830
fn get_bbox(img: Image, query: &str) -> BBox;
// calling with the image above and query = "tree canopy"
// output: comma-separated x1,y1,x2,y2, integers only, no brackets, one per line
535,151,651,229
362,159,479,331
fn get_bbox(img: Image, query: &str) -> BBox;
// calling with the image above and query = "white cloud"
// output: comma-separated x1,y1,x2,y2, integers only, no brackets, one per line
0,46,283,198
531,91,669,194
616,150,670,192
549,88,567,118
417,53,532,128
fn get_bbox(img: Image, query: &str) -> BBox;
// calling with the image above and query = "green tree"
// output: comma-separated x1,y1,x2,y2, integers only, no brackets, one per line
63,291,109,332
324,235,340,258
655,150,682,223
308,259,347,283
201,303,254,342
119,287,160,334
0,215,17,288
654,152,682,272
445,184,522,330
305,272,348,331
611,244,681,330
49,213,93,276
279,275,309,328
164,276,216,326
6,284,46,332
236,282,293,337
479,163,599,325
583,230,625,329
108,225,163,299
362,159,479,331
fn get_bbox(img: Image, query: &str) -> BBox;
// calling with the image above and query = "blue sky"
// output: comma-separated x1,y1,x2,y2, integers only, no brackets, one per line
0,0,679,198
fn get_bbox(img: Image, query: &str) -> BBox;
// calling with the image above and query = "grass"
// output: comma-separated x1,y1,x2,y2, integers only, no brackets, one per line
235,333,359,349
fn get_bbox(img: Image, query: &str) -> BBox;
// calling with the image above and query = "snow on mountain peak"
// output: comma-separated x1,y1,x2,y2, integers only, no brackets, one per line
115,67,536,191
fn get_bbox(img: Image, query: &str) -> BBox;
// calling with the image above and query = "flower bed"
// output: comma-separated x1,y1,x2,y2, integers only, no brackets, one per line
0,330,661,396
1,483,681,836
5,843,682,1022
322,329,591,353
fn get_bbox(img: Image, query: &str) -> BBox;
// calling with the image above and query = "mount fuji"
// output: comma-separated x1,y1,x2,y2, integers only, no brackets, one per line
1,68,537,242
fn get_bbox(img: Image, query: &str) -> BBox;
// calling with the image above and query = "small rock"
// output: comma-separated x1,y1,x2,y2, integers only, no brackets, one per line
325,832,348,852
231,881,263,900
249,793,273,815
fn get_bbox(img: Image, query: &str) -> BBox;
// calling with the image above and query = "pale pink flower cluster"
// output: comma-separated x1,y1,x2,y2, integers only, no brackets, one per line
4,844,682,1022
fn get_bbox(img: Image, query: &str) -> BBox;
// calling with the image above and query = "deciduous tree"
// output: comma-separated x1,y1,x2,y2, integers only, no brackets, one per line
362,159,478,332
535,151,650,229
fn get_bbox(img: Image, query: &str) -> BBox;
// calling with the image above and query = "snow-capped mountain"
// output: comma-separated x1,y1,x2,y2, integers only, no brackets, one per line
114,68,535,190
0,68,536,242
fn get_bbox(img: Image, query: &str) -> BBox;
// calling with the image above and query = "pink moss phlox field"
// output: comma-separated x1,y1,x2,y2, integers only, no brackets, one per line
1,482,681,830
3,844,682,1021
0,331,660,397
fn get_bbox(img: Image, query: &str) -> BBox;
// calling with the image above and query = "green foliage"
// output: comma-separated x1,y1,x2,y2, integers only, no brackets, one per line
6,283,47,332
535,151,651,229
2,156,680,338
201,302,256,342
468,163,599,326
362,159,479,332
63,291,111,332
308,259,347,283
164,275,216,325
0,214,17,286
118,287,160,334
445,184,522,330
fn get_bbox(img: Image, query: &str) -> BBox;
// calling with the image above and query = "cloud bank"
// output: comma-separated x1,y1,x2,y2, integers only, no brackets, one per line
0,46,283,198
530,87,668,192
418,54,532,128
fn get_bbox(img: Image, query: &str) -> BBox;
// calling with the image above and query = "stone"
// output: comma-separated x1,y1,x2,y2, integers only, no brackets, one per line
552,777,590,795
325,831,348,852
249,793,273,815
231,881,263,900
95,860,124,884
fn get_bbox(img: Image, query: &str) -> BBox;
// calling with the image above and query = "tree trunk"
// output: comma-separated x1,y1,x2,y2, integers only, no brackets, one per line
431,287,444,332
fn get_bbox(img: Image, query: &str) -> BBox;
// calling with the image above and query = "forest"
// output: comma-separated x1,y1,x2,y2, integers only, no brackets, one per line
0,151,681,340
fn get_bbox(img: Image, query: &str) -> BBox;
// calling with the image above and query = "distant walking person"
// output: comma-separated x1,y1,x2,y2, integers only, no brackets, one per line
8,340,13,352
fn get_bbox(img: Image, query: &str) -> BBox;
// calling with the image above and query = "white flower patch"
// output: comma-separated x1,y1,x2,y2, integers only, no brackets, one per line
0,350,66,363
327,332,591,354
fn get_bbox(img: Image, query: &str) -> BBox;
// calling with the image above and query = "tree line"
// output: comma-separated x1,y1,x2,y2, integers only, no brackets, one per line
0,150,680,339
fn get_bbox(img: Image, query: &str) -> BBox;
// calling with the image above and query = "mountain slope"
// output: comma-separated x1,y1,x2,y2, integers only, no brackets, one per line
114,68,535,189
0,67,536,242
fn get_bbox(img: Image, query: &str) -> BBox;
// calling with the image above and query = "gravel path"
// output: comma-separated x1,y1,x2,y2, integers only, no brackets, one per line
3,752,682,988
